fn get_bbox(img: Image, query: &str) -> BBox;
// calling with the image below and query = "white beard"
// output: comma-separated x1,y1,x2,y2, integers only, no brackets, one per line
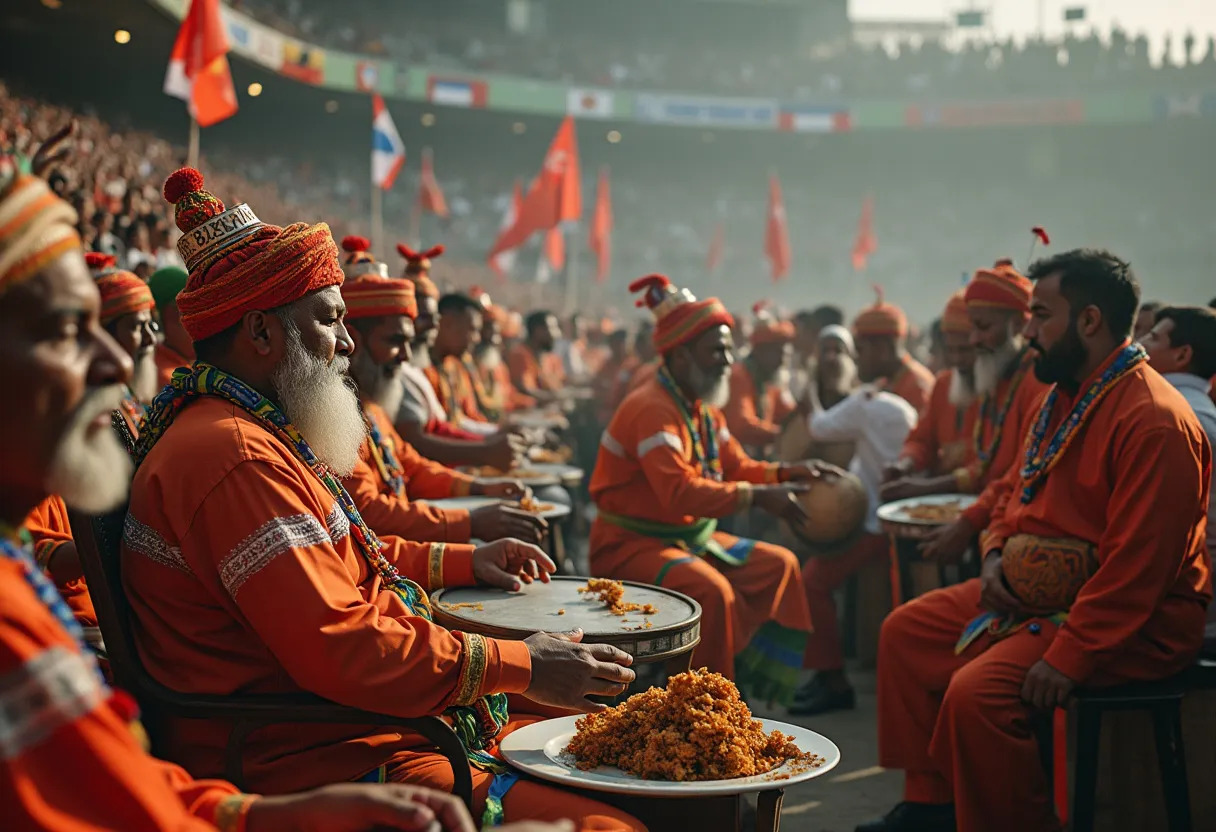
974,337,1023,397
47,385,133,513
350,347,404,422
705,375,731,410
131,348,160,404
272,326,367,477
477,346,503,372
948,369,976,407
409,345,432,369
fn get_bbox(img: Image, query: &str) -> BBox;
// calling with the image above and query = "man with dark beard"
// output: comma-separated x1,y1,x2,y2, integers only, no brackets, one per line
882,289,978,501
862,249,1211,832
919,260,1049,562
122,169,643,832
508,310,565,405
590,274,818,704
340,272,546,546
0,157,517,832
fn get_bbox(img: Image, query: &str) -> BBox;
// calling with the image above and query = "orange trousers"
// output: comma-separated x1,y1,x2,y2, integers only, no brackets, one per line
590,523,812,677
387,715,646,831
877,579,1205,832
801,532,889,671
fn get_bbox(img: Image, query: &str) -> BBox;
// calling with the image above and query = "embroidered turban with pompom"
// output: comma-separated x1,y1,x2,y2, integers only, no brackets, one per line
964,258,1032,318
629,273,733,355
86,252,153,325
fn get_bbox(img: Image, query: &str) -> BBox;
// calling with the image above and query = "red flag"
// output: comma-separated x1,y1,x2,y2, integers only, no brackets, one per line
488,181,523,283
488,116,581,258
706,222,725,274
765,174,791,281
417,147,449,218
589,166,612,282
851,195,877,272
163,0,238,128
545,226,565,272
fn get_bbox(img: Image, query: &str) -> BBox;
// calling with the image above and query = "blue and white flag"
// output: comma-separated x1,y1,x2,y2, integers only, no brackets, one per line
371,94,405,190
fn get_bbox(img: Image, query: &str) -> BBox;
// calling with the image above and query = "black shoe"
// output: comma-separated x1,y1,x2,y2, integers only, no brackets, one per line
855,802,956,832
792,676,825,703
788,684,855,716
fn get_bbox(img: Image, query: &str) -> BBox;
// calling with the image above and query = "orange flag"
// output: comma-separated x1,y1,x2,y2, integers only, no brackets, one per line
706,221,725,274
589,166,612,282
851,195,876,272
488,116,581,258
545,226,565,272
417,147,449,218
765,174,791,281
163,0,238,128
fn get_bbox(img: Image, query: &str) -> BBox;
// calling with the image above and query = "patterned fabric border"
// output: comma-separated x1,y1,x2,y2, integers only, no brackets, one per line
218,514,329,597
325,503,350,543
0,646,105,760
428,542,446,590
454,632,488,706
123,514,192,575
214,794,258,832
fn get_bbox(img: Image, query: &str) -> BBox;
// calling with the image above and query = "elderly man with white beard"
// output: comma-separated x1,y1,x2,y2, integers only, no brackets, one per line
0,157,587,832
121,169,644,832
338,270,548,547
919,259,1050,563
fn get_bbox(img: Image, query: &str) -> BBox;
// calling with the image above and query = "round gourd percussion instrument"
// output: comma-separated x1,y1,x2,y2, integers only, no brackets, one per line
431,576,701,665
787,472,869,546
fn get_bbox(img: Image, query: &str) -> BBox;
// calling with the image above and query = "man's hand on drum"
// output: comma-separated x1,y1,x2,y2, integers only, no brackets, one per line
918,515,976,564
781,459,846,483
469,504,547,545
472,540,555,591
524,629,636,712
752,483,811,526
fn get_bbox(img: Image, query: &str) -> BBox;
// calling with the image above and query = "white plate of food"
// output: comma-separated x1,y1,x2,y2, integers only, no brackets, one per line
418,496,571,521
499,671,840,796
876,493,977,539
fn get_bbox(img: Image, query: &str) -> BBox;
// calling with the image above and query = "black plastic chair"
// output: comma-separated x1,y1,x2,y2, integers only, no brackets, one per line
1035,660,1216,832
69,506,474,806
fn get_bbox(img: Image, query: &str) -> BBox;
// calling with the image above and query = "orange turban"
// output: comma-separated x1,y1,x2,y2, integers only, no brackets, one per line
341,235,388,280
629,273,734,355
164,167,343,342
86,252,153,325
964,258,1032,318
749,301,794,346
940,289,971,335
853,286,908,339
341,274,417,320
397,243,442,299
0,159,80,293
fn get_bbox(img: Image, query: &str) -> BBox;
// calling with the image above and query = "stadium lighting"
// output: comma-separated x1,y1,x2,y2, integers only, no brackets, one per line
114,29,131,45
325,100,339,114
606,130,622,144
40,0,63,9
512,121,526,135
247,83,263,97
421,113,436,127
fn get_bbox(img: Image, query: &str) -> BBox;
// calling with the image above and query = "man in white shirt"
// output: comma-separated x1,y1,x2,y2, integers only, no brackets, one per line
1139,305,1216,630
792,335,918,715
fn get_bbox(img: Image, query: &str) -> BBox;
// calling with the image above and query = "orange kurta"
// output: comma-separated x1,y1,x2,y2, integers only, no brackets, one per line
877,355,1212,832
592,354,635,424
2,546,242,831
482,362,535,415
507,343,564,394
886,354,936,414
341,402,476,544
426,355,491,427
625,359,659,395
123,395,531,795
589,377,812,678
23,495,96,628
899,369,976,478
154,342,191,389
723,361,796,450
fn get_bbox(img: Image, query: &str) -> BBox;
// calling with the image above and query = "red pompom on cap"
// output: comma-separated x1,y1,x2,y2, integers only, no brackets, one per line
1031,226,1050,246
85,252,117,270
627,274,673,309
163,167,205,204
342,235,371,253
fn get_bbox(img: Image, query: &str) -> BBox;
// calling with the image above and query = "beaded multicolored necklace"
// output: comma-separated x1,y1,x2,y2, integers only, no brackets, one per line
362,405,406,497
657,364,722,481
973,353,1029,467
1019,343,1146,504
135,364,512,796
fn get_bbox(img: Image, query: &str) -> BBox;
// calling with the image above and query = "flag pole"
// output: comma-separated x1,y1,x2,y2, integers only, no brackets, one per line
187,117,200,170
371,186,383,263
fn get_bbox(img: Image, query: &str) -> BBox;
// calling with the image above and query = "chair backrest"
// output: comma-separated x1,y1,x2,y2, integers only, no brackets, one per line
68,505,164,703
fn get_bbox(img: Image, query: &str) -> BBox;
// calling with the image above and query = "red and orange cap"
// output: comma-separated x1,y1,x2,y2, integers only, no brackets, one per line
964,258,1032,318
86,252,153,325
628,273,734,355
853,285,908,339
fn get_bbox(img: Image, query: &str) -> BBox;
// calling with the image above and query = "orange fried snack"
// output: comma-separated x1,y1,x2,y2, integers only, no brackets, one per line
567,670,824,780
902,500,963,522
577,579,659,616
518,495,556,514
